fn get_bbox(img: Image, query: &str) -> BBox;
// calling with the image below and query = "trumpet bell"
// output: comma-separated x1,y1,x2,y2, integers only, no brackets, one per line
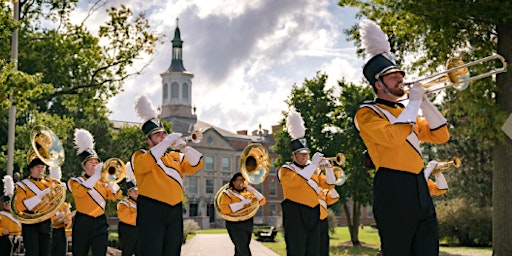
30,125,65,168
102,158,126,184
240,143,271,185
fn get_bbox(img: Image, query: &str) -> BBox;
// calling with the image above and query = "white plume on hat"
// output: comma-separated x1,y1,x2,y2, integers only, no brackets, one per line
3,175,14,197
134,95,158,122
286,108,306,140
74,128,95,154
359,19,391,59
125,162,136,184
49,166,62,181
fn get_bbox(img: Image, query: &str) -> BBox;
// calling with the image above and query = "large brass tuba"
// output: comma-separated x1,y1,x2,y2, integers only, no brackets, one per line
11,125,66,224
214,143,271,222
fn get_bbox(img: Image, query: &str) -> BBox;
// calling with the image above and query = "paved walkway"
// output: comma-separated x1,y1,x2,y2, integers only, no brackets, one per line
181,234,279,256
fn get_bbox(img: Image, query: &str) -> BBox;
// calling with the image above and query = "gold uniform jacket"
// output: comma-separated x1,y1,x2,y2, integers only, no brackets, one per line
355,101,450,174
68,176,122,217
117,197,137,226
318,174,339,220
278,162,323,208
14,178,52,219
219,188,266,215
0,211,22,236
132,149,203,206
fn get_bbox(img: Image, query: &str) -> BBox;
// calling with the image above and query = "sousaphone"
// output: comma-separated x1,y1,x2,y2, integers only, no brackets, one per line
11,125,67,224
214,143,271,222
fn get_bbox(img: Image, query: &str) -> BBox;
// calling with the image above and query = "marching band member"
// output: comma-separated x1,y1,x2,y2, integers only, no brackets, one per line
117,162,138,256
278,108,323,256
1,175,22,256
219,172,266,256
354,20,450,256
68,129,122,256
318,163,339,256
14,151,53,256
132,95,203,255
49,166,73,256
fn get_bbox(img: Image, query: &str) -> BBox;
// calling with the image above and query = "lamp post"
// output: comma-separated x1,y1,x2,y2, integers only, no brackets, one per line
7,0,19,177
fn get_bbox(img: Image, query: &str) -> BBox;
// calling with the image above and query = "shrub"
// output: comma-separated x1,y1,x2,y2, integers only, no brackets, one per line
327,208,337,235
183,218,200,244
436,198,492,246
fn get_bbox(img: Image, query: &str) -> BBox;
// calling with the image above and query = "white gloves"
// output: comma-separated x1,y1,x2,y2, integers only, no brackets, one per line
182,146,202,166
108,183,120,194
150,133,182,159
298,152,323,179
229,198,252,213
172,138,187,150
82,162,102,189
396,83,425,124
246,184,264,201
435,173,448,190
23,188,50,211
421,96,447,129
424,160,438,180
324,167,336,185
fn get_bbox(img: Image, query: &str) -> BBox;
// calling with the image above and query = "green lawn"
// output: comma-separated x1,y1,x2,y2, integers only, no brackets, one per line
259,226,492,256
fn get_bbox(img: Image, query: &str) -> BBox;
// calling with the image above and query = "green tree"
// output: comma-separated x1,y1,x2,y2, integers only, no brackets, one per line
338,1,511,252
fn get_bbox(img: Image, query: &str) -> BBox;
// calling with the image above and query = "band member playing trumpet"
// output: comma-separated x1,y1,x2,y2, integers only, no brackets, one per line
219,172,266,256
132,95,203,256
68,129,122,256
117,162,138,256
278,108,324,256
14,152,54,256
49,166,73,256
1,175,22,256
354,20,450,256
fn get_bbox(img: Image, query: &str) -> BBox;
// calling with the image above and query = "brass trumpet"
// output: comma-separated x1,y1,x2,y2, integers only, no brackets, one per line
400,54,507,94
320,153,346,168
171,130,203,150
432,157,461,175
101,158,126,184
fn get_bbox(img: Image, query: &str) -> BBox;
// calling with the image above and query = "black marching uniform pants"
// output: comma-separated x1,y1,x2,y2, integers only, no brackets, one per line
281,199,320,256
72,212,109,256
373,168,439,256
319,218,329,256
118,221,138,256
137,195,183,256
51,227,67,256
226,218,254,256
0,235,12,256
22,218,52,256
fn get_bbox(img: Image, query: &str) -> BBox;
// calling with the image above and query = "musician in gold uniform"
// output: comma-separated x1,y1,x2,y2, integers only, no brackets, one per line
117,162,138,256
317,163,339,256
1,175,22,256
49,166,72,256
68,129,122,256
278,108,324,256
14,154,53,256
132,95,203,255
354,20,450,256
219,172,266,256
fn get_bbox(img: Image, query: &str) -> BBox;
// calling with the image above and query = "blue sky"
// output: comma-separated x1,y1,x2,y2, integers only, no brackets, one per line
74,0,365,133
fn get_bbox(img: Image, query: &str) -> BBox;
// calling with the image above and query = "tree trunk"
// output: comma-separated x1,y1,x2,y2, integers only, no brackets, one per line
493,21,512,256
342,202,362,246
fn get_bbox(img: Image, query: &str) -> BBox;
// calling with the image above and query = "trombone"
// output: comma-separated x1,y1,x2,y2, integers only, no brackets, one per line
399,54,508,94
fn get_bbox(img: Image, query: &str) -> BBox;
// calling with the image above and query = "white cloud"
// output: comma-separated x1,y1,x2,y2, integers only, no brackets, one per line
89,0,364,133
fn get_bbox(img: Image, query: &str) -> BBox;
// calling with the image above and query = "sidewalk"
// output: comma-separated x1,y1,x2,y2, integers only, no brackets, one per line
181,234,279,256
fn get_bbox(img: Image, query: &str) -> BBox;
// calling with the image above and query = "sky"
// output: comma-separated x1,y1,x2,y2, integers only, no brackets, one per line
74,0,365,134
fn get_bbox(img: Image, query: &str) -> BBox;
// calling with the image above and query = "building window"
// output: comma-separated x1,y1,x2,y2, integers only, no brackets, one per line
207,204,215,223
270,165,276,174
204,156,214,171
171,82,179,99
367,205,373,218
163,82,168,99
182,83,189,99
222,157,231,173
256,206,263,216
188,177,197,194
206,179,214,194
269,180,277,196
270,204,277,216
207,136,214,145
189,203,198,217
